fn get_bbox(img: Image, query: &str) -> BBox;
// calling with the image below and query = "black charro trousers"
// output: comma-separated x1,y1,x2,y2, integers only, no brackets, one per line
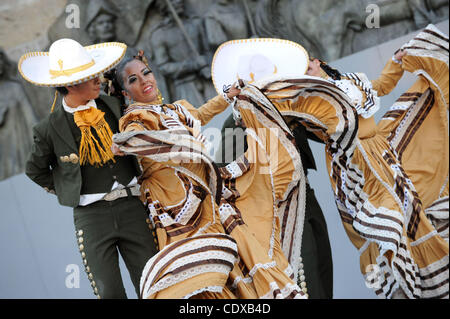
73,196,158,299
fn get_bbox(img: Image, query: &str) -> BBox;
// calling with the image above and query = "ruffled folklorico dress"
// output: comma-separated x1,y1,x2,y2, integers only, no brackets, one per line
113,94,306,299
231,24,448,298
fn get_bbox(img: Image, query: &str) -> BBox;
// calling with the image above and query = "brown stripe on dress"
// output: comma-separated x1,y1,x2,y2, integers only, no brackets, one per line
220,171,245,234
170,258,235,277
286,290,302,299
375,272,394,297
267,83,357,155
241,156,250,170
279,187,296,240
392,262,421,298
145,233,236,277
382,111,403,120
421,262,450,280
344,165,407,234
396,96,421,102
401,92,424,97
270,85,354,148
116,135,164,147
224,215,245,234
395,258,420,287
310,88,357,154
354,216,402,239
346,196,358,208
407,197,423,240
168,179,206,218
222,178,241,202
394,176,406,203
261,78,342,93
140,234,237,297
300,87,357,154
162,174,194,219
134,145,175,156
333,164,347,204
165,205,203,237
166,185,206,220
423,29,450,43
413,37,449,53
437,223,449,233
271,289,281,298
382,152,396,166
138,141,222,205
210,159,223,206
293,118,328,137
133,129,193,145
353,227,399,246
236,157,250,174
337,207,353,224
147,257,236,295
398,242,419,268
287,194,299,260
219,166,233,180
396,90,434,161
426,197,449,209
360,207,404,228
403,45,430,51
238,95,293,139
137,132,184,143
226,184,241,201
346,172,360,186
261,79,356,143
420,277,449,292
432,290,450,299
228,195,244,217
348,165,364,179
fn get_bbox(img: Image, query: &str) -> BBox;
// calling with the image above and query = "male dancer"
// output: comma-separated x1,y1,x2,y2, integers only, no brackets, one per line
19,39,157,298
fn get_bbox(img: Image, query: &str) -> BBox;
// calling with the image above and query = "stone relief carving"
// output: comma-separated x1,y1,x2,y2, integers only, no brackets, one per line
147,0,218,106
254,0,449,61
0,0,448,180
85,0,120,44
0,48,38,181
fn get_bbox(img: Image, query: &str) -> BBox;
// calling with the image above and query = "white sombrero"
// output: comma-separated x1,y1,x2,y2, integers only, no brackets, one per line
211,38,309,94
18,38,127,87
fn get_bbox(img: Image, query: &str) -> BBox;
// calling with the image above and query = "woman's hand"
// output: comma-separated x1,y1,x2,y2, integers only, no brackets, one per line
111,143,125,156
394,49,407,62
226,84,241,99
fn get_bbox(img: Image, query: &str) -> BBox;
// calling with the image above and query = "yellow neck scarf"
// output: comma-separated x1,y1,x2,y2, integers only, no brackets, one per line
73,107,116,166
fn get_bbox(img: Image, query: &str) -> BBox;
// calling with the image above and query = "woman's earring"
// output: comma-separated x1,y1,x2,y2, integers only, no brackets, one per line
122,90,134,106
157,88,164,104
125,95,134,106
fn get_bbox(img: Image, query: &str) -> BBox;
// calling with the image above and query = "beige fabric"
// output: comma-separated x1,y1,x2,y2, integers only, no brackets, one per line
116,95,305,299
250,25,449,298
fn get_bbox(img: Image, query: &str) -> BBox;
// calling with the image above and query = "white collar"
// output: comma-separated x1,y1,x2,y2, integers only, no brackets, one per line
62,98,97,114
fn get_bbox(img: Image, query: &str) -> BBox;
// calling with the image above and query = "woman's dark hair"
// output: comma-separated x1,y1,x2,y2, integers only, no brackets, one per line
55,86,69,96
319,60,342,81
103,48,150,106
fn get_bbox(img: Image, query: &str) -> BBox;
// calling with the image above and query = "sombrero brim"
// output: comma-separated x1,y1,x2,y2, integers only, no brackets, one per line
18,42,127,87
211,38,309,95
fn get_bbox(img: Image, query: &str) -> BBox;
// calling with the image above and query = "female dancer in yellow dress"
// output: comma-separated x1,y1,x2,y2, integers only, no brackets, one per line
222,24,448,298
110,51,305,299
